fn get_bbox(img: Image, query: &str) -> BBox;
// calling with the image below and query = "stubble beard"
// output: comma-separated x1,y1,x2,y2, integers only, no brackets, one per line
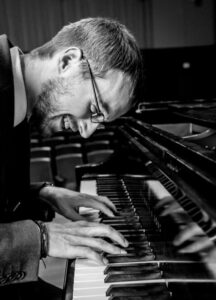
29,77,67,136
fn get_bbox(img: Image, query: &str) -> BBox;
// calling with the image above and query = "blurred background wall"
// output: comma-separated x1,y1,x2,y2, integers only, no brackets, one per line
0,0,215,51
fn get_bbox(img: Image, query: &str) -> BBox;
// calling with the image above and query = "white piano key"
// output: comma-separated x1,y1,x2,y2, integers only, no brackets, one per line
79,180,101,218
80,180,97,195
73,257,166,298
73,178,168,298
146,180,172,199
74,296,107,300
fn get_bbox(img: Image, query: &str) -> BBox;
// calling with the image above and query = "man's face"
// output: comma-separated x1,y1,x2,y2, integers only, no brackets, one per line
30,66,132,138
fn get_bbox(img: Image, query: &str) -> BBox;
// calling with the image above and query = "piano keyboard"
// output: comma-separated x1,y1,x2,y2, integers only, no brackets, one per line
66,174,216,300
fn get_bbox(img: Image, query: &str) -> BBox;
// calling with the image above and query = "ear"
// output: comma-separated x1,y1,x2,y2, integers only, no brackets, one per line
58,47,83,73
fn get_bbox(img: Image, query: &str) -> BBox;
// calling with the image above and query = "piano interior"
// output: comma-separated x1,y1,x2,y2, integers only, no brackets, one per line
62,99,216,300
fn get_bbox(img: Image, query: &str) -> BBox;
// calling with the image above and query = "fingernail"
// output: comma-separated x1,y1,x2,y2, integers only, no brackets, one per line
120,249,127,254
103,257,108,265
109,212,114,217
124,239,129,247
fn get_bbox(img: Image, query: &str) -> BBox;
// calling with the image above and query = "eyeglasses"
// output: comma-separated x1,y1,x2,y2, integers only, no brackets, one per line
84,58,105,124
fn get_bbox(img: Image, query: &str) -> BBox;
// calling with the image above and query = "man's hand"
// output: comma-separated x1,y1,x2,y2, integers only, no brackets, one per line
40,186,117,221
173,222,214,253
45,220,128,265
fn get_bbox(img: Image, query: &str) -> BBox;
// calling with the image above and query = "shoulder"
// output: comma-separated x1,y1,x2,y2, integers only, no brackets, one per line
0,34,13,69
0,34,13,48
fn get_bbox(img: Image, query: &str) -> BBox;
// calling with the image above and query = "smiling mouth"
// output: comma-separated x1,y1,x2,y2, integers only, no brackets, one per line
61,115,78,133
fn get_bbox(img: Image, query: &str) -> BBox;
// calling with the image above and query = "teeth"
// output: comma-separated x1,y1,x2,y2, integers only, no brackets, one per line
63,115,71,130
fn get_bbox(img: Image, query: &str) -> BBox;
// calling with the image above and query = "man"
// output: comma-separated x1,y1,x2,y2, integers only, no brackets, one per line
0,17,142,296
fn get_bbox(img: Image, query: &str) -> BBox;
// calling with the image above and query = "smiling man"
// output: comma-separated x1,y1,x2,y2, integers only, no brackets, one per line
0,17,142,299
24,18,140,138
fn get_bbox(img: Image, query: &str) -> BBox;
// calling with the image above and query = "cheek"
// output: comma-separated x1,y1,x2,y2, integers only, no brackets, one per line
58,97,89,118
64,90,90,118
52,77,91,118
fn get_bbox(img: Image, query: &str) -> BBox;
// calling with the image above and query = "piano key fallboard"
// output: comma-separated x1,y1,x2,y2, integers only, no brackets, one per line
63,174,216,300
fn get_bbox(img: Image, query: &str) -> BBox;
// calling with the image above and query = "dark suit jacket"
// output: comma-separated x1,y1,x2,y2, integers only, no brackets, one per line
0,34,50,288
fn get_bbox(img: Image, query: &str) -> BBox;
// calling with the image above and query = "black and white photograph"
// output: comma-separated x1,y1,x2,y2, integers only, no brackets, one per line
0,0,216,299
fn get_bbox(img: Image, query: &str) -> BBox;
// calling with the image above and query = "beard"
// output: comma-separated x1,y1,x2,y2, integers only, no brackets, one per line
29,77,69,137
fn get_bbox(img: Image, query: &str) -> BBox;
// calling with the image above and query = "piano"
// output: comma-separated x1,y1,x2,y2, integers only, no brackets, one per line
62,99,216,300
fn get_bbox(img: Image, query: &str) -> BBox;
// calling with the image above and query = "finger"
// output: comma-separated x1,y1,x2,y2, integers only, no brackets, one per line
63,221,101,229
80,198,115,218
73,221,101,227
178,237,213,253
62,209,86,221
66,246,108,265
78,193,117,214
160,202,182,216
70,224,129,248
95,196,117,213
203,246,216,263
173,223,204,246
72,220,94,227
65,236,127,255
154,196,175,210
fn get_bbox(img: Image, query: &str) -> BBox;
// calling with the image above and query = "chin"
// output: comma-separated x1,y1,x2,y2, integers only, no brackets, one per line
41,127,55,137
43,125,64,137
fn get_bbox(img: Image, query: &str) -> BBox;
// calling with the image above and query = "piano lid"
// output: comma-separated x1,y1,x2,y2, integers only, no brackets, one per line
118,117,216,223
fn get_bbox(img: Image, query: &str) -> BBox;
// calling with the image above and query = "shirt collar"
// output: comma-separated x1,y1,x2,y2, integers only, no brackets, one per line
10,46,27,126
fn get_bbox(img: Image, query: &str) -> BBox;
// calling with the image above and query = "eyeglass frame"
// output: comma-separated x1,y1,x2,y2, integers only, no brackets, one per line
82,56,105,124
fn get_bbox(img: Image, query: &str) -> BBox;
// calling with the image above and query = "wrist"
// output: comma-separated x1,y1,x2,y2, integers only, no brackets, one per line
33,220,49,258
39,182,55,199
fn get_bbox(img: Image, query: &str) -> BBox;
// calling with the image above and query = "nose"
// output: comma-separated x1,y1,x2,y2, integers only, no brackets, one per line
78,120,99,138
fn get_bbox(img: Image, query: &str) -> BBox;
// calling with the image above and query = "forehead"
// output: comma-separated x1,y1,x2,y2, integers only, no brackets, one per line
99,70,133,122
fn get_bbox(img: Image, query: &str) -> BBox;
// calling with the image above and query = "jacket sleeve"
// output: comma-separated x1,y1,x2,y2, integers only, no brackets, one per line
22,183,55,222
0,220,41,286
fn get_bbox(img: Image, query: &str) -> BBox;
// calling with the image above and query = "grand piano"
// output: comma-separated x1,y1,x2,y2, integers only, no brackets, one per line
60,97,216,300
39,45,216,299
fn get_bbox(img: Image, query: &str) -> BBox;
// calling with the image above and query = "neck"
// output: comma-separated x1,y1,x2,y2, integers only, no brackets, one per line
21,54,40,119
21,53,53,119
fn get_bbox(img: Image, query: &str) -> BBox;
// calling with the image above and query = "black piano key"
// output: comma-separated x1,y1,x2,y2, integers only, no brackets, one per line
103,216,140,223
168,282,216,300
109,244,152,255
100,211,135,218
108,294,171,300
128,241,152,248
106,282,169,297
104,263,159,274
161,262,214,279
121,234,148,242
106,247,153,257
107,253,155,263
114,204,133,208
118,230,146,235
111,223,142,230
105,270,162,283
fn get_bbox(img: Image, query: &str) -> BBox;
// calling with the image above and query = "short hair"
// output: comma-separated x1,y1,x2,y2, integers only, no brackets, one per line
31,17,142,96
